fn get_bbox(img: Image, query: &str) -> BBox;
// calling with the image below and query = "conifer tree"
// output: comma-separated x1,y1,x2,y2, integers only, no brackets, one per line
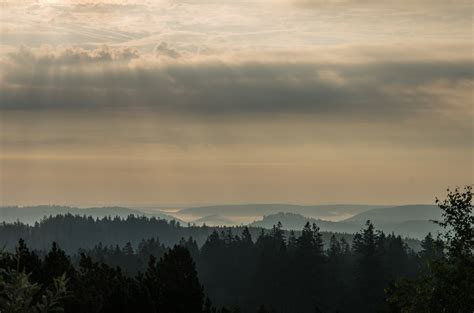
42,242,75,286
353,220,384,312
156,245,204,313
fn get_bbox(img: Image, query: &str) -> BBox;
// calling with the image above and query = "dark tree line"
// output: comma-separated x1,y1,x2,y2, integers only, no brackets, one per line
0,215,365,254
1,240,205,313
0,186,472,313
195,221,422,313
0,222,430,313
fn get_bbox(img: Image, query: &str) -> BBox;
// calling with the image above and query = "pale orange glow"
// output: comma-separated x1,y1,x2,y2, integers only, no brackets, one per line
0,0,472,206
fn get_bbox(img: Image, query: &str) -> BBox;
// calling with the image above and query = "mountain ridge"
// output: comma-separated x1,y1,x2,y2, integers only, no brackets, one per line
250,211,442,239
343,204,440,224
177,203,386,221
0,205,180,224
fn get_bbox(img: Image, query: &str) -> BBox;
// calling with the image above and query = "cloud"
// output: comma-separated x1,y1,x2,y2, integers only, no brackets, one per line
291,0,472,8
8,45,139,65
154,42,181,59
1,44,472,123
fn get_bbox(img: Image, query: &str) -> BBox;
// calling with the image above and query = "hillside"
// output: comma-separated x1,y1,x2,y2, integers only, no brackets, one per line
192,214,235,226
343,205,441,224
0,204,443,239
0,214,422,253
178,204,383,221
250,211,441,239
250,212,360,234
378,220,440,239
0,205,179,224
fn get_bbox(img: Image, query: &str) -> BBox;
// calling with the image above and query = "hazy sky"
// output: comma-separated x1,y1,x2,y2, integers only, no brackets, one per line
0,0,472,206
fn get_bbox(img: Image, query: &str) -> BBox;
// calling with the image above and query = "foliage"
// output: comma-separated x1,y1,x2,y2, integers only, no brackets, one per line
3,187,470,312
0,269,69,313
387,185,474,313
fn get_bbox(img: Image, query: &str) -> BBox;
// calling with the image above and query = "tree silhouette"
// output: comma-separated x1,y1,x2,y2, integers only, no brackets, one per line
387,186,474,313
353,220,384,312
0,270,69,313
2,200,457,313
41,242,75,286
156,245,204,313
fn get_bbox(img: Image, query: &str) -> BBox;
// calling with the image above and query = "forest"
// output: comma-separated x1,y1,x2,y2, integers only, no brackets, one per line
0,214,363,253
0,186,472,313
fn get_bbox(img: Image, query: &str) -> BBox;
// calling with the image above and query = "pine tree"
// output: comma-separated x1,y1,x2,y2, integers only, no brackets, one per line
271,222,286,251
140,255,160,312
352,220,384,312
42,242,75,286
287,230,297,256
14,239,43,283
241,227,253,246
419,233,444,274
328,234,342,260
156,245,204,313
292,222,327,312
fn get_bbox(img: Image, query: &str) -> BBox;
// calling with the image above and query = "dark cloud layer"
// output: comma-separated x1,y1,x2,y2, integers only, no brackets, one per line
1,46,472,122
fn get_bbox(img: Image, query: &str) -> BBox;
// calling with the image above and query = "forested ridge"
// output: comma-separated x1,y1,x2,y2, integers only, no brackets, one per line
0,215,364,253
0,187,472,313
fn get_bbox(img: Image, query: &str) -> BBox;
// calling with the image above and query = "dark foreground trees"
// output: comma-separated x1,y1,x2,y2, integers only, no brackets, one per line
387,186,474,313
155,246,204,313
0,224,418,313
0,270,68,313
0,244,205,313
1,186,472,313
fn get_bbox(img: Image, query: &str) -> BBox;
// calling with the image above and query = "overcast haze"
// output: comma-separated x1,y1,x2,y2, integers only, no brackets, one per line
0,0,472,206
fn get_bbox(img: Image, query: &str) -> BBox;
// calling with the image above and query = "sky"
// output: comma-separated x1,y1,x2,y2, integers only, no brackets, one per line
0,0,472,207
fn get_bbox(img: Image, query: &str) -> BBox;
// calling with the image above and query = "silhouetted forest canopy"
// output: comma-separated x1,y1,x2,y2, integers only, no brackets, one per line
0,186,472,313
0,213,422,253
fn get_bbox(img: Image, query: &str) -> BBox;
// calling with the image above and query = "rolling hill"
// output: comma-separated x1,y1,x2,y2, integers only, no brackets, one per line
342,205,441,224
249,212,360,233
250,211,442,239
0,205,179,224
191,214,235,226
178,204,384,221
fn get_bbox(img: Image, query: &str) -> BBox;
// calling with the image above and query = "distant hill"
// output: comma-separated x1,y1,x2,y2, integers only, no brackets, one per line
0,213,422,253
192,215,234,226
343,205,441,224
0,205,179,224
377,220,441,239
1,204,443,239
178,204,383,221
250,212,360,234
250,211,442,239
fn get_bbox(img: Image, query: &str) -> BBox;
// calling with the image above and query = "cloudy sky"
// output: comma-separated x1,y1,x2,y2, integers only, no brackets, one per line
0,0,472,207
